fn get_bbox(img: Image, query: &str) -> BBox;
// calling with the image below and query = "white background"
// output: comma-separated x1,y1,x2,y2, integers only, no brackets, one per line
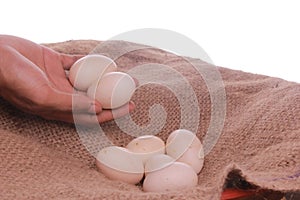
1,0,299,83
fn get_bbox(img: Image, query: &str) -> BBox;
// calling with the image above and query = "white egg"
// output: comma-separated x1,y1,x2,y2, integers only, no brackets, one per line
87,72,136,109
126,135,165,164
69,55,117,91
144,154,174,175
95,146,144,184
177,147,204,174
143,162,198,192
166,129,202,159
166,129,204,174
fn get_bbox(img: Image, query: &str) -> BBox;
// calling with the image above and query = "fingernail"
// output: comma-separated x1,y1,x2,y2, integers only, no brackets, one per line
88,103,101,114
129,101,136,111
132,77,139,87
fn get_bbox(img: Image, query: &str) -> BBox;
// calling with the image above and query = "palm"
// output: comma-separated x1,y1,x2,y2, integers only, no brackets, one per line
40,47,79,93
0,35,135,125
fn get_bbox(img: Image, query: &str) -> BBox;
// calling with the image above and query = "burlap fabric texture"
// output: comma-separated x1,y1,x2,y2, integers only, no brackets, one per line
0,40,299,200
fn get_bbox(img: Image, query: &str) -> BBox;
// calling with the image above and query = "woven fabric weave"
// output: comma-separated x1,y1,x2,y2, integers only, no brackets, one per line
0,40,299,200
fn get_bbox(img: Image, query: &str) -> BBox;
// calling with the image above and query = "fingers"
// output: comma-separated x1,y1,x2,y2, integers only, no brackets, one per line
73,101,135,125
132,77,139,87
45,101,136,125
60,53,85,70
97,101,136,123
30,83,135,124
46,88,102,114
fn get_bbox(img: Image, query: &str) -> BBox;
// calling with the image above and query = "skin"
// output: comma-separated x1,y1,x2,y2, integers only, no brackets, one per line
0,35,135,125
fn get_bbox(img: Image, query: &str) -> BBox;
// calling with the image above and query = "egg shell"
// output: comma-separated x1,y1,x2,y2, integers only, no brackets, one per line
166,129,202,159
87,72,136,109
69,54,117,91
126,135,165,164
86,81,98,99
177,147,204,174
144,154,174,175
95,146,144,184
143,162,198,192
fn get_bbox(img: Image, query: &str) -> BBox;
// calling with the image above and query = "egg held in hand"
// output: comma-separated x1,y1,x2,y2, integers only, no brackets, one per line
87,72,136,109
69,55,117,91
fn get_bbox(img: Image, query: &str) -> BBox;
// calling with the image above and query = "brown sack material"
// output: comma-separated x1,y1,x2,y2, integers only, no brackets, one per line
0,40,299,200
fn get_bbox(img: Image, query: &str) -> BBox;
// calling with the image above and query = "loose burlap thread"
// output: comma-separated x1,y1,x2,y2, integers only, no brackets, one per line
0,40,299,200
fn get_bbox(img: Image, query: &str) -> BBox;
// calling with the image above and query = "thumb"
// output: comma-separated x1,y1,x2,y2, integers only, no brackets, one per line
60,53,85,70
48,89,102,114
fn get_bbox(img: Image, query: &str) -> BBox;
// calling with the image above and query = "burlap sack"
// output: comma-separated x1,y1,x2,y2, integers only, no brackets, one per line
0,40,299,200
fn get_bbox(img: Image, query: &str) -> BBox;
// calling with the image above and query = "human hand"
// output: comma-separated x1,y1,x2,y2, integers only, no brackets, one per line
0,35,135,125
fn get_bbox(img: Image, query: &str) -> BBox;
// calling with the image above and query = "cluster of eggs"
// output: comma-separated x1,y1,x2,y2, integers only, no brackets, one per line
96,129,204,192
68,55,204,192
69,55,136,109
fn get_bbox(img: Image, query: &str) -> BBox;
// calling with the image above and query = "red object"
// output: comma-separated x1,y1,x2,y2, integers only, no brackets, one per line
221,188,257,200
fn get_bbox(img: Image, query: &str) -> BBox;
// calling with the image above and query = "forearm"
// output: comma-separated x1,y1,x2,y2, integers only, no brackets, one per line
0,35,45,67
0,35,47,92
0,42,47,99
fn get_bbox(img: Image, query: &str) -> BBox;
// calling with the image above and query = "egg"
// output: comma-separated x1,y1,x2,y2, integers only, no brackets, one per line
87,72,136,109
69,54,117,91
166,129,202,159
166,129,204,174
143,162,198,192
126,135,165,164
176,147,204,174
144,154,174,175
95,146,144,184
